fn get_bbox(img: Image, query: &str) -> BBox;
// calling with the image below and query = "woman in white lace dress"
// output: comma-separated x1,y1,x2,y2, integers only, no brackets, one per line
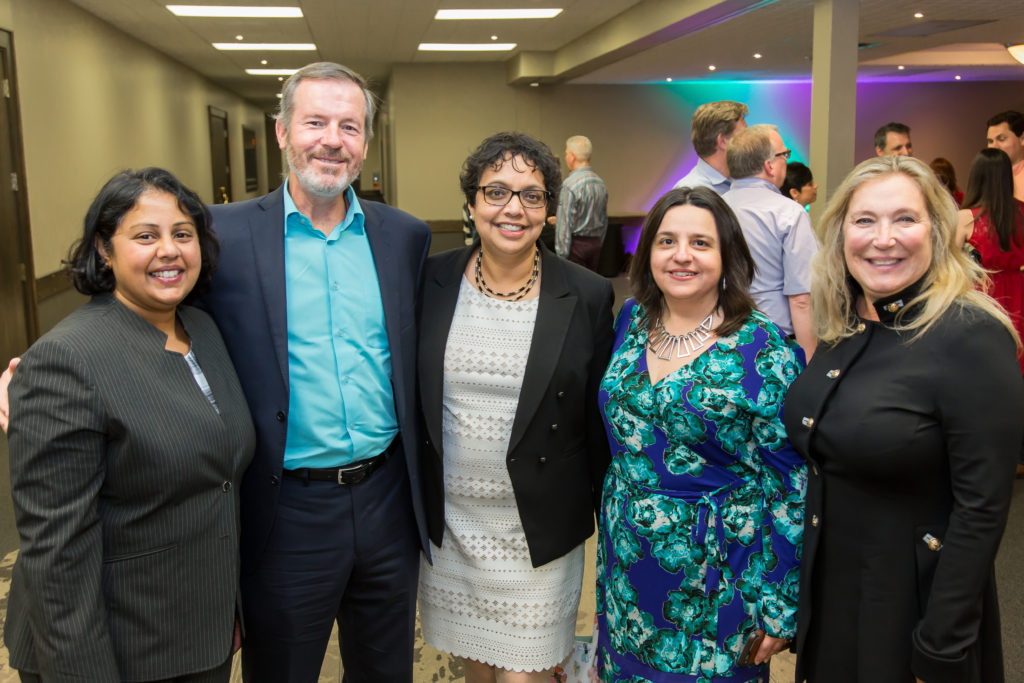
418,132,614,682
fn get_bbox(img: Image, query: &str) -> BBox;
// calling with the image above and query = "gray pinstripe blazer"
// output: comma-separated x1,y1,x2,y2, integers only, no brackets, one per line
5,294,255,682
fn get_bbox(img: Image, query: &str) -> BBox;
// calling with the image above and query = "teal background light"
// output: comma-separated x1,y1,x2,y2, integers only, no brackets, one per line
652,80,813,207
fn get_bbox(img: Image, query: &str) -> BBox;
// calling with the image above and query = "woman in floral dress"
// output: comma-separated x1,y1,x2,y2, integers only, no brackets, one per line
596,186,806,682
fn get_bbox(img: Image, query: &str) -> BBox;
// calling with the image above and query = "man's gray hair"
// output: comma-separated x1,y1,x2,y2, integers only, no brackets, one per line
726,124,778,180
275,62,378,139
566,135,593,163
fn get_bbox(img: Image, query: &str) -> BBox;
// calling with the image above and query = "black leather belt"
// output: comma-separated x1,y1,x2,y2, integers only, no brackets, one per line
283,451,388,486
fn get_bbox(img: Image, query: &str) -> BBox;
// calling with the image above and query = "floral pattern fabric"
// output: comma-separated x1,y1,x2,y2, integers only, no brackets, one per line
596,301,806,683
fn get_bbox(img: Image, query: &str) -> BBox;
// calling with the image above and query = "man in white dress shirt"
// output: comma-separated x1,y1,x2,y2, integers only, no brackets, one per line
723,124,817,359
674,100,748,195
986,110,1024,202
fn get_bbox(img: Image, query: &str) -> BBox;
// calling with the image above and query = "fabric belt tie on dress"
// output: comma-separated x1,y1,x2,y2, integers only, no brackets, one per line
609,462,733,596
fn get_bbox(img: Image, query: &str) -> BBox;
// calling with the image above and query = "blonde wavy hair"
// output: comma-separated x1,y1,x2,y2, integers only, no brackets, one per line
812,155,1019,347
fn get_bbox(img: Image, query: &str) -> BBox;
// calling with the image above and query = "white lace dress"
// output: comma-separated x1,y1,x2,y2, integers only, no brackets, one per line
418,277,585,672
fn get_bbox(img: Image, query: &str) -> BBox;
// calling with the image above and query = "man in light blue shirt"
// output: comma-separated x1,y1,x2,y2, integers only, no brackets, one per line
282,181,397,468
723,124,818,359
674,100,749,195
199,63,431,682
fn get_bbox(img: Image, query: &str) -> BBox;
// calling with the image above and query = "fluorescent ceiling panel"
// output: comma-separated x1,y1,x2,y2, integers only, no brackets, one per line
245,68,300,75
214,43,316,50
167,5,303,18
419,43,517,51
435,9,562,20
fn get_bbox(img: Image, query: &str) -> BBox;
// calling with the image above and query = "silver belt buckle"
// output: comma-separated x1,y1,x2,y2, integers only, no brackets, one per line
336,461,366,485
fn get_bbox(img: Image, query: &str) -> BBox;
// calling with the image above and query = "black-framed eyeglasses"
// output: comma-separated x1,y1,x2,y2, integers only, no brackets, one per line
773,149,792,161
473,185,551,209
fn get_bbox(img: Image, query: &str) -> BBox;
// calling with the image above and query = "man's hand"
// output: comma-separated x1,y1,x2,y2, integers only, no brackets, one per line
0,357,20,433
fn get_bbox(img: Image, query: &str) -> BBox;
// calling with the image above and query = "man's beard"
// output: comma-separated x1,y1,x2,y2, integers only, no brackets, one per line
287,145,361,198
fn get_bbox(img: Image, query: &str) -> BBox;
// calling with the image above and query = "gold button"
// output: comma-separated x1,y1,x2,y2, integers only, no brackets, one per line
811,515,819,527
801,417,814,428
826,369,840,379
884,299,904,313
856,322,866,333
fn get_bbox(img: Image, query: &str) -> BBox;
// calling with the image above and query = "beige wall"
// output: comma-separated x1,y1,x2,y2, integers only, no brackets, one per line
387,62,1024,223
854,81,1024,188
388,62,691,220
1,0,270,277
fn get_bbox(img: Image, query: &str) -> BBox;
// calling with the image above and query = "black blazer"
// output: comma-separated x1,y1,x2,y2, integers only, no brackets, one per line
784,292,1023,683
6,296,255,681
196,186,432,568
419,245,614,567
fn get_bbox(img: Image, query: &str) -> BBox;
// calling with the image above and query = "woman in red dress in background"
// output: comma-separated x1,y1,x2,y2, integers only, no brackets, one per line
957,147,1024,474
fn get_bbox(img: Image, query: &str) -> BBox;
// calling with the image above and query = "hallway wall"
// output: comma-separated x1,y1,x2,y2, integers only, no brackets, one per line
0,0,270,278
387,62,1024,222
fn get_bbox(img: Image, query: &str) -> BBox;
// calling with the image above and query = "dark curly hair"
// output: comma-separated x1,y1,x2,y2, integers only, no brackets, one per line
630,186,756,338
459,132,562,219
66,167,218,296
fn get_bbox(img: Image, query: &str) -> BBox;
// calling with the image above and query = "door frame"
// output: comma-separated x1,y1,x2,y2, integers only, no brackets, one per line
0,28,38,345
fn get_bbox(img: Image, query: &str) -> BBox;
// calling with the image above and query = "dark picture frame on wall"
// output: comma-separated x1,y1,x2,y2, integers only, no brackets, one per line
242,125,258,193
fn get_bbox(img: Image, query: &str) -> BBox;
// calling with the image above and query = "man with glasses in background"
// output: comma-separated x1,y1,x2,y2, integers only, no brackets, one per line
724,124,818,359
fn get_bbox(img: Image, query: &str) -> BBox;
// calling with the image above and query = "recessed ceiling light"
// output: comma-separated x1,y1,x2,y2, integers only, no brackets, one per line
435,9,562,20
278,77,284,81
529,82,540,87
955,74,962,80
276,93,283,98
244,68,300,75
491,35,498,40
665,77,673,82
215,43,316,50
418,43,517,51
167,5,303,18
914,11,923,18
753,53,762,59
260,59,268,65
708,65,717,71
235,34,244,40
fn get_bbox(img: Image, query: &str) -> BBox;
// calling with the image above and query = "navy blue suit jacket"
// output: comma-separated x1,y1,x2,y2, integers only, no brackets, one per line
195,185,432,569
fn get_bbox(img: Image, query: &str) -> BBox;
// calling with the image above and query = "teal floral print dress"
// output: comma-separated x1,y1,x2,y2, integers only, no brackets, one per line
596,300,806,683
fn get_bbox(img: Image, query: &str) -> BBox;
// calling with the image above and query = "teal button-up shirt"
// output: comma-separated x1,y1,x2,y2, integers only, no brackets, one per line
282,181,397,468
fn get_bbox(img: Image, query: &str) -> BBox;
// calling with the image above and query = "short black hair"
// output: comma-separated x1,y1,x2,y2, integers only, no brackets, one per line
874,122,911,151
986,110,1024,137
781,162,814,199
630,186,756,338
459,132,562,219
67,167,218,295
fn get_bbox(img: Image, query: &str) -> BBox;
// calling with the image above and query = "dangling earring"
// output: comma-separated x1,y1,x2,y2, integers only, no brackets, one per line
720,277,727,291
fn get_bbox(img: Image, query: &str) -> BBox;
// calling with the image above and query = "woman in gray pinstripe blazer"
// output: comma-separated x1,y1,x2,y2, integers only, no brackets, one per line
5,168,255,682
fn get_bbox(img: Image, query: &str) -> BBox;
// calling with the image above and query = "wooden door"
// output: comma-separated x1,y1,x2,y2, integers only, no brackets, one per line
208,106,231,203
0,29,37,363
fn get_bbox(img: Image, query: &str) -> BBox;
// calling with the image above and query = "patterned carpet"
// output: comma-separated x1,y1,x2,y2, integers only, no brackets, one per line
0,535,796,683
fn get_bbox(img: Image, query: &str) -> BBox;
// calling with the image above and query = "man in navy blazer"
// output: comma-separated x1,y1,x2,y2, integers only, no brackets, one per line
0,61,429,682
195,63,430,682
